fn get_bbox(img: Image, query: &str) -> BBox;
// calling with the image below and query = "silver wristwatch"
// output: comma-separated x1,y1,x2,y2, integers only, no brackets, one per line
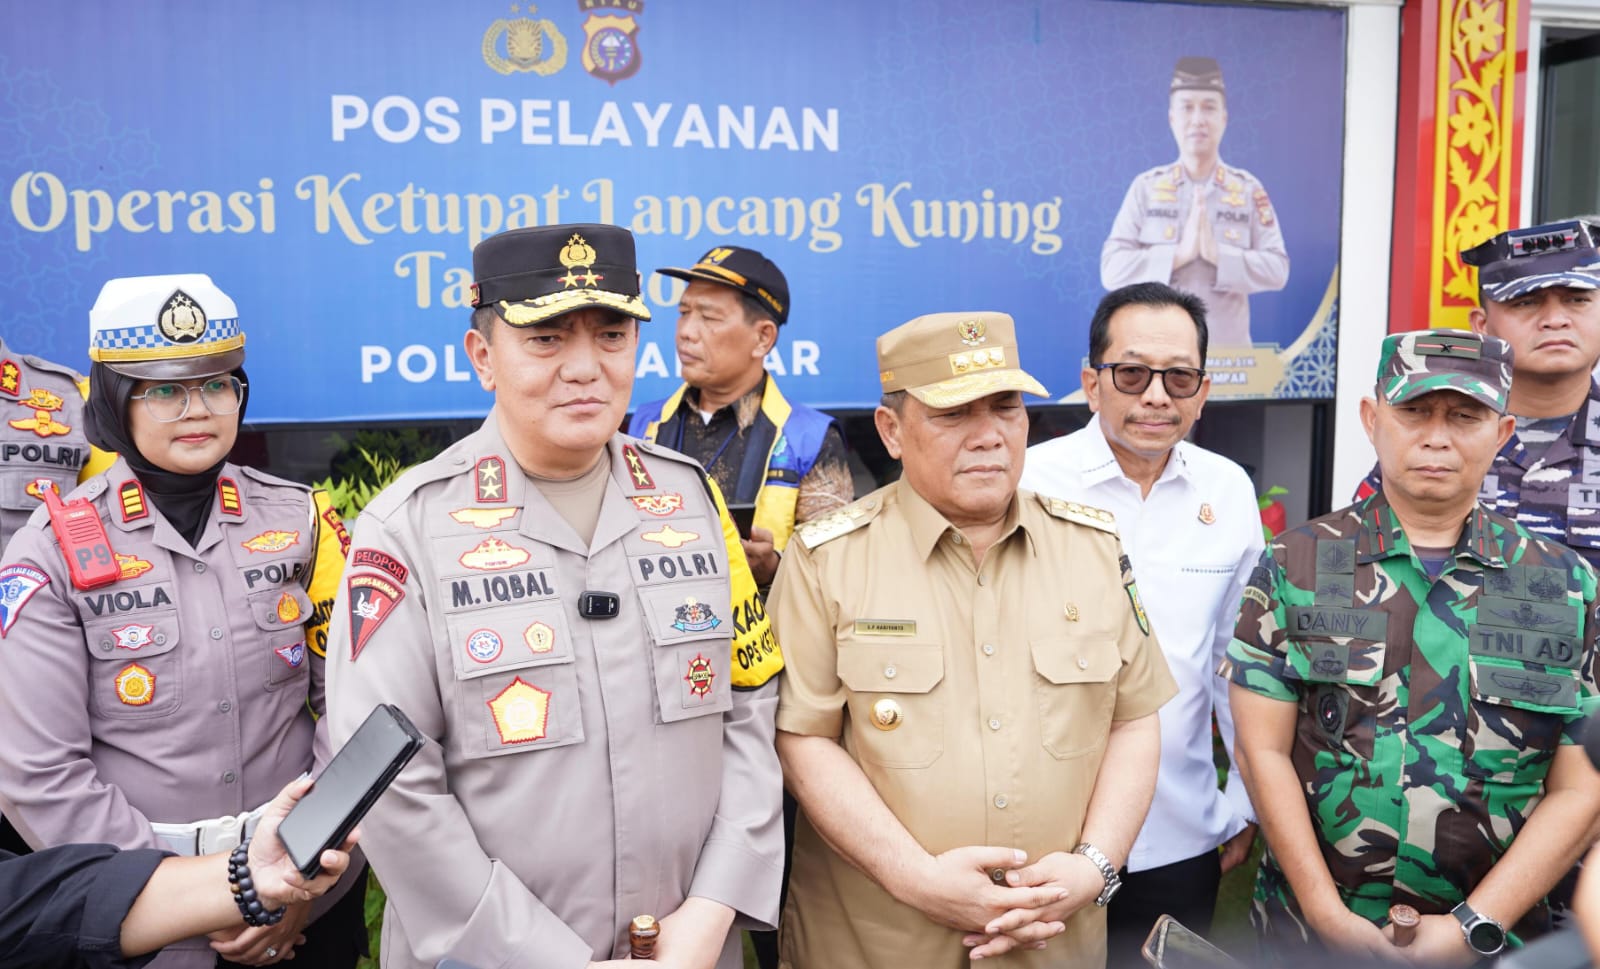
1073,842,1122,907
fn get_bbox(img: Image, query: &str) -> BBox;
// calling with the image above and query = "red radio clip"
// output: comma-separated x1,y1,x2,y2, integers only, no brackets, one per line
35,478,120,590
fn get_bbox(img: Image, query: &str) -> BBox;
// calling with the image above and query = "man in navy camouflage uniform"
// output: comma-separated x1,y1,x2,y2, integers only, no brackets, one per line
1231,329,1600,964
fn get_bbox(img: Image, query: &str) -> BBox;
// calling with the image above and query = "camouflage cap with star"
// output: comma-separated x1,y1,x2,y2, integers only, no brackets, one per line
1374,328,1513,414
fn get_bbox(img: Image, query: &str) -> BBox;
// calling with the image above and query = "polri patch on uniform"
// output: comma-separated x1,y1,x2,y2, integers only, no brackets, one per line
217,477,242,515
276,591,302,623
0,564,50,638
465,628,504,664
347,573,405,662
449,507,518,529
119,480,148,523
275,642,307,668
241,530,300,554
641,524,698,549
476,457,506,502
683,652,716,700
459,537,533,571
487,677,552,744
114,663,155,706
351,547,410,585
111,622,154,650
672,597,721,633
115,553,152,581
0,360,18,397
630,493,683,517
622,443,655,490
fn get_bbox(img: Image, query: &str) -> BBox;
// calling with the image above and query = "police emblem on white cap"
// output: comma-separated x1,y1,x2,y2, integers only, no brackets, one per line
89,274,246,379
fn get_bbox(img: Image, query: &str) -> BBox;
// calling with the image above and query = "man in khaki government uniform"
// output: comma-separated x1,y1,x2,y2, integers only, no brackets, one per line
1101,57,1289,346
773,311,1176,968
326,224,785,969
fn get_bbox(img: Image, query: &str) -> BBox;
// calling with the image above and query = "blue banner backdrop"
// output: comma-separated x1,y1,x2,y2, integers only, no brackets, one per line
0,0,1345,423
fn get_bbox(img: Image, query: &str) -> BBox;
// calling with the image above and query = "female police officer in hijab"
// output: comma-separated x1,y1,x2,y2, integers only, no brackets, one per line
0,275,364,968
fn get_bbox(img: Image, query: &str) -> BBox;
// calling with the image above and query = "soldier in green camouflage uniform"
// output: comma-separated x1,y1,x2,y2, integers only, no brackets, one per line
1228,329,1600,964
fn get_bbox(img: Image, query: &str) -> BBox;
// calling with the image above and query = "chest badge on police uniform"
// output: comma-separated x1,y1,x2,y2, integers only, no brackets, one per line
642,524,698,549
683,653,716,697
524,621,555,654
115,553,152,581
672,598,721,633
450,507,519,529
111,622,154,650
114,663,155,706
275,642,307,668
241,530,300,554
8,388,71,438
275,592,302,623
488,677,552,744
459,537,533,571
465,628,504,664
630,493,683,517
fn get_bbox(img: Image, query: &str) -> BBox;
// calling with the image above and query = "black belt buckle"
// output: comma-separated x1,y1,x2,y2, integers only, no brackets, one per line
579,590,620,620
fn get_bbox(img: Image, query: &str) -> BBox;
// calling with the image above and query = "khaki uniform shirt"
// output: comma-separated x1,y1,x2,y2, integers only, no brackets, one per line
0,338,110,548
1100,159,1289,346
773,482,1177,969
0,459,349,968
325,417,784,969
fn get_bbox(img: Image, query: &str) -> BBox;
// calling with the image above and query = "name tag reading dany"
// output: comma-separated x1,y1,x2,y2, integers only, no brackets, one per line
1286,606,1388,641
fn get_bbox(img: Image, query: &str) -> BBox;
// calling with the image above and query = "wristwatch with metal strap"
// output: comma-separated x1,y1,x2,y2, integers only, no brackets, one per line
1073,842,1121,907
1451,901,1506,956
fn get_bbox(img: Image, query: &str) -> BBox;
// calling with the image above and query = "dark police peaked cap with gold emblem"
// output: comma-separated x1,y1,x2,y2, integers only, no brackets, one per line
1460,219,1600,303
88,274,245,380
1171,56,1225,94
658,245,790,325
471,223,652,327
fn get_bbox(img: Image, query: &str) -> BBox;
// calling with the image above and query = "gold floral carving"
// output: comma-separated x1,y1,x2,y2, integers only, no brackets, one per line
1431,0,1519,329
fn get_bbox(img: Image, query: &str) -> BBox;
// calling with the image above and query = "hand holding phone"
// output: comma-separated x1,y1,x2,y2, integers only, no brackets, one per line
276,703,423,877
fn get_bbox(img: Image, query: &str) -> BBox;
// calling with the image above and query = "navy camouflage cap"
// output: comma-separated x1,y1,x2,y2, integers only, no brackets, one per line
1375,329,1513,414
1460,219,1600,303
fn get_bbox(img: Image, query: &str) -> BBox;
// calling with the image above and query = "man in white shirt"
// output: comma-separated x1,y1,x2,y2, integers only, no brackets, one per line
1019,281,1261,964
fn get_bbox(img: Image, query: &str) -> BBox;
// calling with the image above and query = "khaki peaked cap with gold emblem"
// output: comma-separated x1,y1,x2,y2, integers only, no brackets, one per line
877,311,1048,408
88,273,245,380
471,223,652,327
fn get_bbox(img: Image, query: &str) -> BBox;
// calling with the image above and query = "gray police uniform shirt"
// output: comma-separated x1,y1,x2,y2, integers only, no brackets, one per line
0,459,349,968
1101,159,1290,346
0,337,94,549
325,416,783,969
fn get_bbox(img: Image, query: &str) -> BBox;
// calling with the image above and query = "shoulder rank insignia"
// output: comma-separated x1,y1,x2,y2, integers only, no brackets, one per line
119,480,148,523
622,443,655,490
794,501,876,550
476,457,506,503
0,360,19,397
217,477,242,516
1042,496,1118,534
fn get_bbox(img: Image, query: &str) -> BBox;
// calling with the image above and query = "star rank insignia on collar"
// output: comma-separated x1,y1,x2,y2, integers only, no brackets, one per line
0,360,19,397
622,444,654,490
476,457,506,503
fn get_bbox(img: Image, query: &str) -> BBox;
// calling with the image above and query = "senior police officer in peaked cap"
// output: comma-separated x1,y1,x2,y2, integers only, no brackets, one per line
773,311,1176,968
0,275,363,968
325,224,785,968
1101,56,1289,346
1230,329,1600,963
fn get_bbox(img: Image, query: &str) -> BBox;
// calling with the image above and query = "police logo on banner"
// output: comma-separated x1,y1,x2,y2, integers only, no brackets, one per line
580,0,643,85
0,564,49,637
483,4,568,76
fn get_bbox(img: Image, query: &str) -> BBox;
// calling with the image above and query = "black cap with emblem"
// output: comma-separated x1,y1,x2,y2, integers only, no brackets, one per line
658,245,790,325
471,223,652,327
1171,56,1225,95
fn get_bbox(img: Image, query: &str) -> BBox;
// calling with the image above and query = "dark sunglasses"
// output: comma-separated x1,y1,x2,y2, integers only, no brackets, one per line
1092,363,1206,399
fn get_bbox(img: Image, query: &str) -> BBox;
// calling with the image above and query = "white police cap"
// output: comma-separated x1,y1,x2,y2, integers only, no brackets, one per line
88,274,246,379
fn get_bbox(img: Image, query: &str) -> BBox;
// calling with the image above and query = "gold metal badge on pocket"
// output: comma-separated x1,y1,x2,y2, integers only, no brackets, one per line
871,697,903,730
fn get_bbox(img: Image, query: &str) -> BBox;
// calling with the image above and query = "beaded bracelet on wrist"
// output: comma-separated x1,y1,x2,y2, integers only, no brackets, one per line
227,839,287,927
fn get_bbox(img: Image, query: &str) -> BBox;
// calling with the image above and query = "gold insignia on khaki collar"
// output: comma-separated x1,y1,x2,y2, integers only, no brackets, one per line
957,319,988,346
1043,496,1117,534
488,677,552,744
949,347,1007,376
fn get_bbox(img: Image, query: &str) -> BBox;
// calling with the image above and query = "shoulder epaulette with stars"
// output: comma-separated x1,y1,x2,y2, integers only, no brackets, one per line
1039,495,1118,535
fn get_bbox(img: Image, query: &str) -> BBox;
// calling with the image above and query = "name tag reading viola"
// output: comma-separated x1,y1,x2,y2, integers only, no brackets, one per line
1286,606,1387,640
